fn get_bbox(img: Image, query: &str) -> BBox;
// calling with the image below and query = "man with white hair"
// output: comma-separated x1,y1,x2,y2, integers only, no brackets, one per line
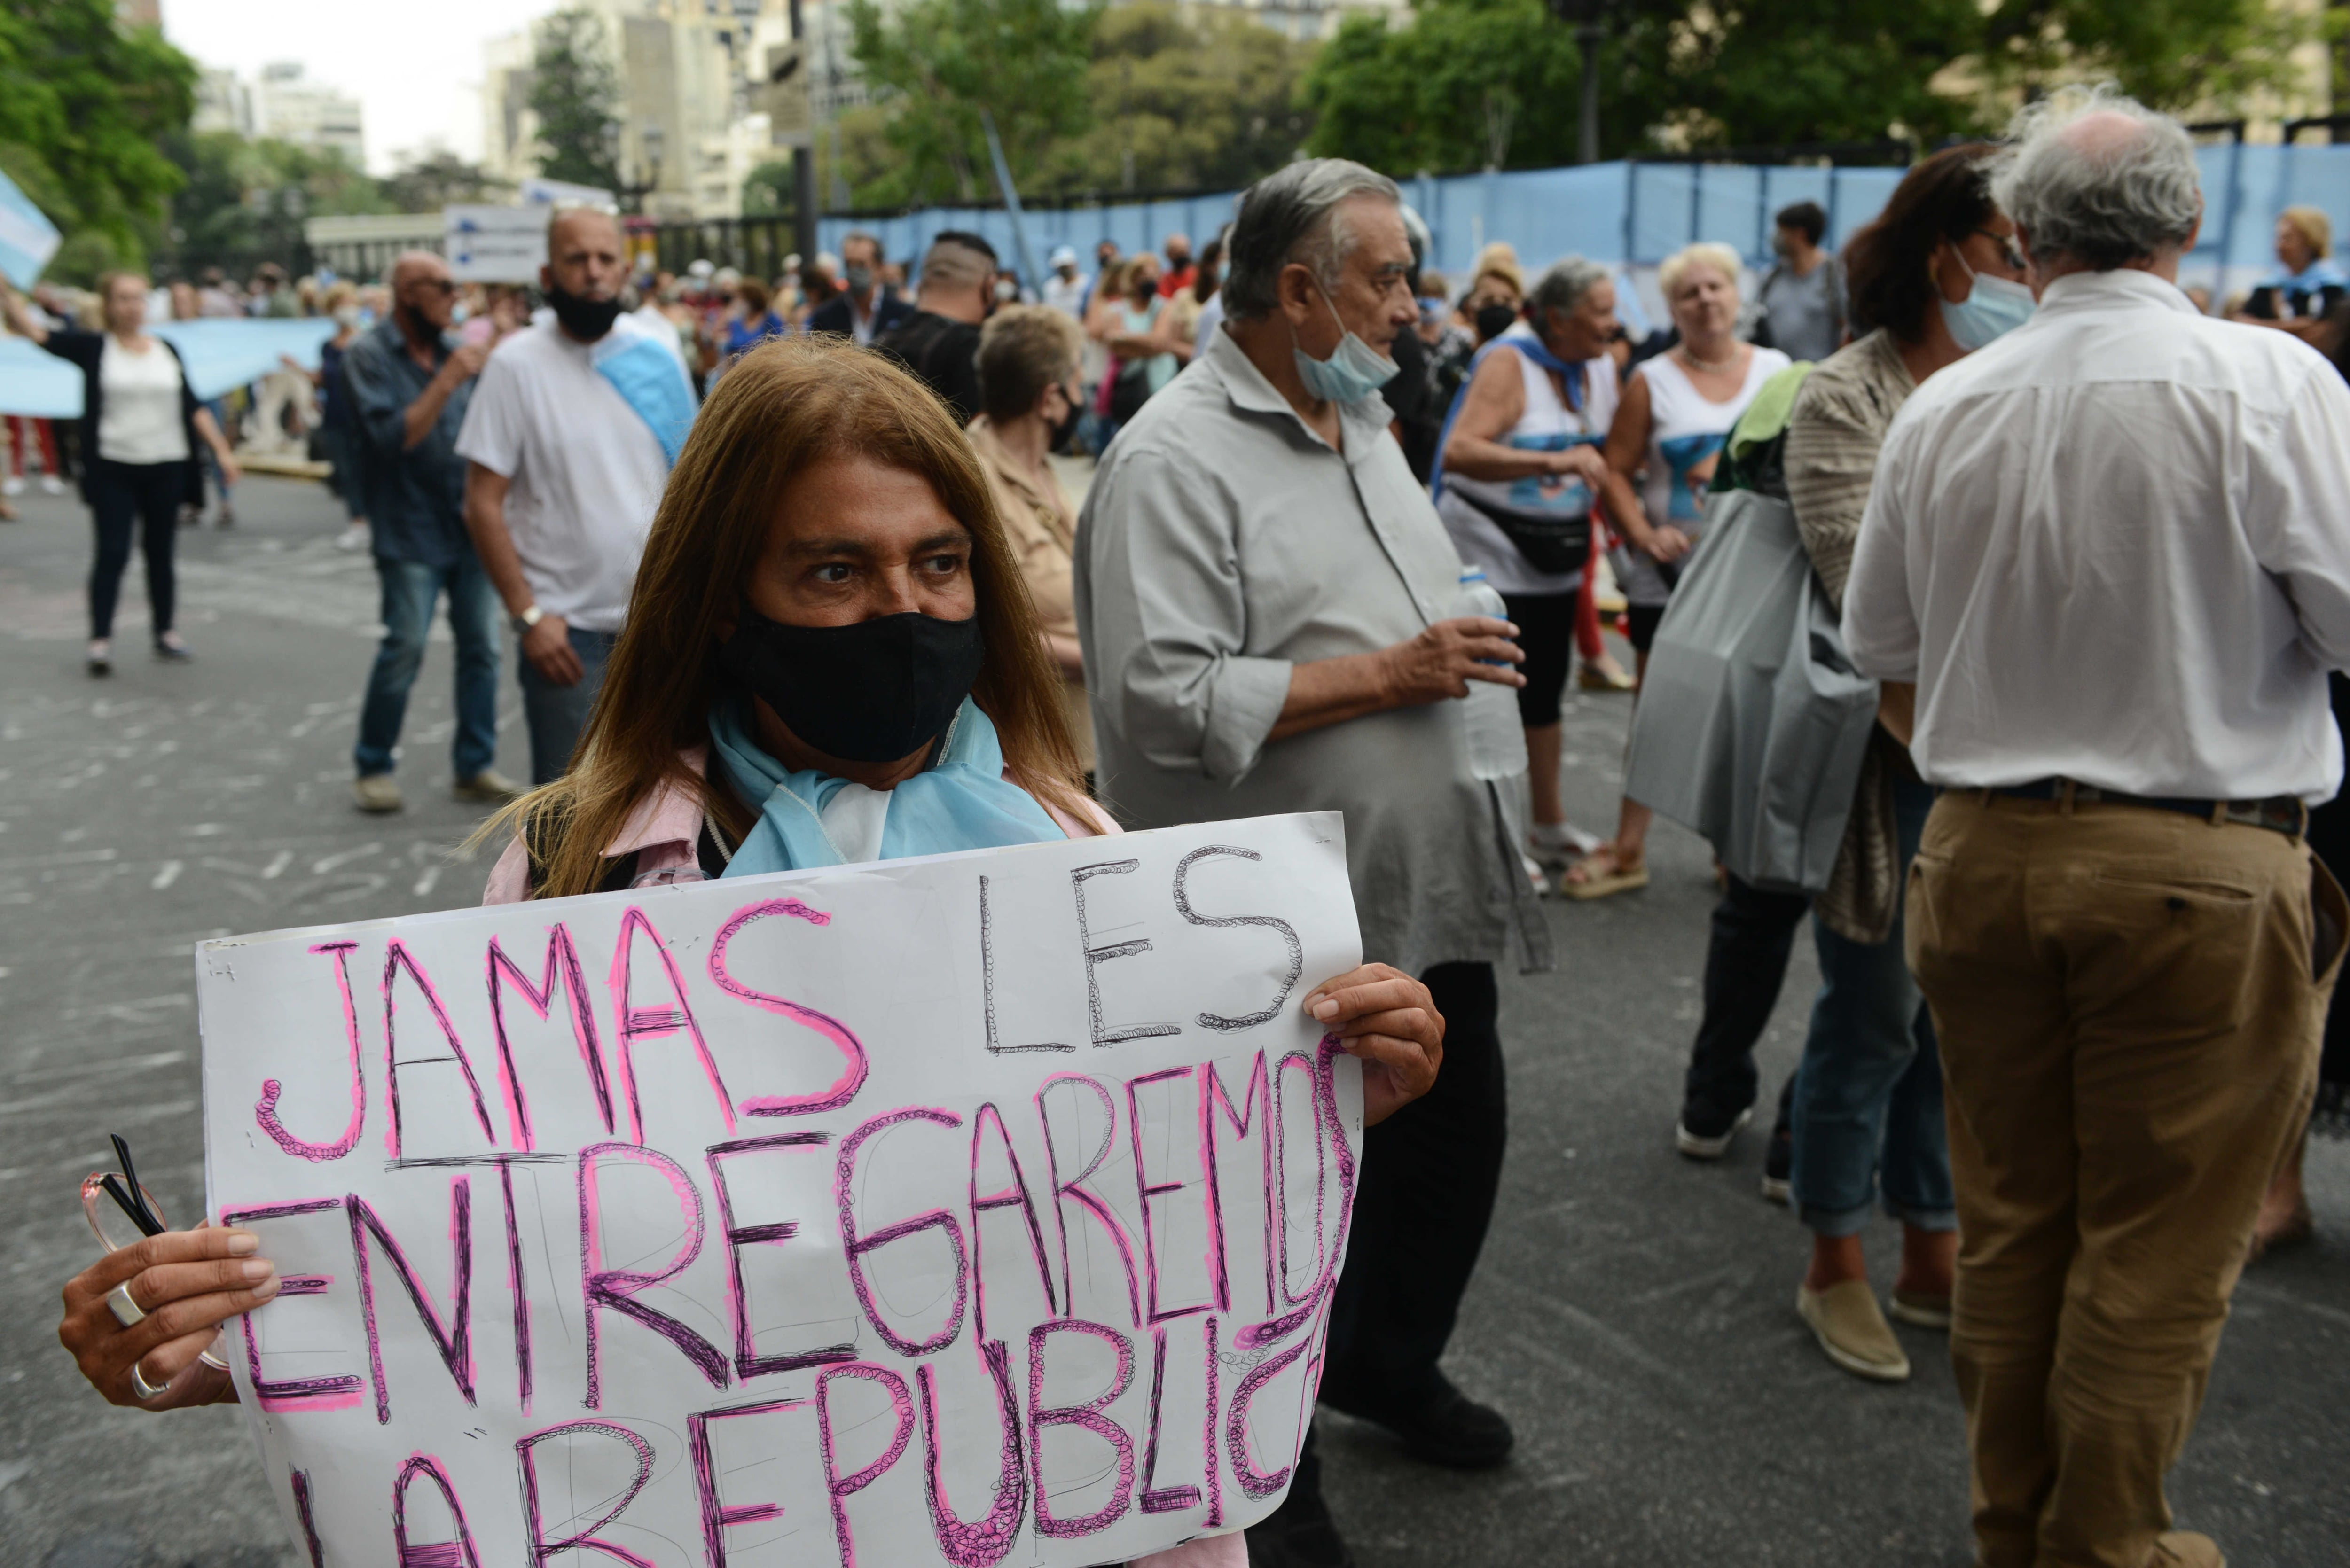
1844,88,2350,1568
1076,157,1550,1568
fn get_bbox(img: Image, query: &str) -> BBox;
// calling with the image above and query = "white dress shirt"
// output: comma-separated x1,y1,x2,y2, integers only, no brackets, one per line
1843,268,2350,803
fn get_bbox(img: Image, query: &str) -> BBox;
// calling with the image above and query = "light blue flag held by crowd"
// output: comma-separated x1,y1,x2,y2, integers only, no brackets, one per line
593,315,697,465
0,166,59,290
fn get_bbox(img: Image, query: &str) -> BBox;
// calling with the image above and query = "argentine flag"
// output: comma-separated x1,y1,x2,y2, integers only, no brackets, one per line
0,167,59,290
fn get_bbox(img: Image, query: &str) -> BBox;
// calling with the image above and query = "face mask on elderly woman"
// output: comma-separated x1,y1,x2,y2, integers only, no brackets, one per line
1941,253,2036,351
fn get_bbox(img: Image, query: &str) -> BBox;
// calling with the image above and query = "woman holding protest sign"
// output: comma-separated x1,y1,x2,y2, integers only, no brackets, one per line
55,336,1440,1568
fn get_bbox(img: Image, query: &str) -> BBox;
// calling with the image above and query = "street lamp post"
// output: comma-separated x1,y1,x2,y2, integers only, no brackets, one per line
1548,0,1615,165
616,124,665,216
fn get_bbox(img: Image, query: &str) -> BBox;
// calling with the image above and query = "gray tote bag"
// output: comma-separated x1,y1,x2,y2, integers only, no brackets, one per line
1622,487,1878,894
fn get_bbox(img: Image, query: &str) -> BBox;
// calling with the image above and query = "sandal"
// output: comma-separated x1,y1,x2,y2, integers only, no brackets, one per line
1559,845,1649,901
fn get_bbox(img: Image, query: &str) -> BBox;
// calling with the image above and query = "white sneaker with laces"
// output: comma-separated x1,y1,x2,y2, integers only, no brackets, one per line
39,474,62,495
1,476,22,497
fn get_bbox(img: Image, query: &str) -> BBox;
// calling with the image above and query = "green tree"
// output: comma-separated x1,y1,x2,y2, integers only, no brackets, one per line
380,149,509,213
531,8,623,191
1302,0,2303,172
0,0,197,281
1978,0,2307,109
743,157,796,215
845,0,1098,205
1654,0,1984,152
1043,1,1316,193
160,132,392,280
1303,0,1585,172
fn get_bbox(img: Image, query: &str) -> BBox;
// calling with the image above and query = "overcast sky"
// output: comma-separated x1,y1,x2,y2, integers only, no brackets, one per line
163,0,560,174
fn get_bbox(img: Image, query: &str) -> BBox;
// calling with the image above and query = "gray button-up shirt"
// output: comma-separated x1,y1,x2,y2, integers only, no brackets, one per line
341,318,474,568
1075,328,1550,977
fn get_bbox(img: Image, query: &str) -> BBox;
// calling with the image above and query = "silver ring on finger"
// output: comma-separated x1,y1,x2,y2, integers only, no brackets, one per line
129,1357,167,1400
105,1281,147,1328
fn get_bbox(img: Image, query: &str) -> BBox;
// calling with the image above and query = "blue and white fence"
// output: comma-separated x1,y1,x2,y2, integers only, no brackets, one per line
819,144,2350,304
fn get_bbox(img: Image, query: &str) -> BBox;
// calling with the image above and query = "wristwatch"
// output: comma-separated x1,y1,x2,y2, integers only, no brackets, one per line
512,604,544,635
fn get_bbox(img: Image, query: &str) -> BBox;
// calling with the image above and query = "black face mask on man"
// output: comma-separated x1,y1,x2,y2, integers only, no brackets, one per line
717,607,986,764
546,281,624,341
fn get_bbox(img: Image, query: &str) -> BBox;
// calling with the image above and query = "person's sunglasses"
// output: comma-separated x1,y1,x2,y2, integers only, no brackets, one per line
1974,228,2027,272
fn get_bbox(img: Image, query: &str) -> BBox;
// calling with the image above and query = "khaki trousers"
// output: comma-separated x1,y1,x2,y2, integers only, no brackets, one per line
1905,792,2342,1568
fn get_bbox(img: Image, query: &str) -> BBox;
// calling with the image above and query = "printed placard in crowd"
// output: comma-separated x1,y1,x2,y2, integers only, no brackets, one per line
197,811,1363,1567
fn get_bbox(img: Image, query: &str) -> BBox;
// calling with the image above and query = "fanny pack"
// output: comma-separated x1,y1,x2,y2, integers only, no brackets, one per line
1447,485,1591,576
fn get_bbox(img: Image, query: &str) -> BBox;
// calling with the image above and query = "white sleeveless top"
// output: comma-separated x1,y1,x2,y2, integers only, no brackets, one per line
1438,325,1620,596
1618,345,1789,607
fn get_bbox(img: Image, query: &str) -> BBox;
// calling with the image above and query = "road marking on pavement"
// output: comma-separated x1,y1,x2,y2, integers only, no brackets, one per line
312,842,382,874
152,859,182,890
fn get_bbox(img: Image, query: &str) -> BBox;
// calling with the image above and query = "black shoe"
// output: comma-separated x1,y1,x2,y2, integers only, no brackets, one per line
1675,1097,1754,1159
1246,1484,1355,1568
1318,1368,1514,1470
153,637,193,663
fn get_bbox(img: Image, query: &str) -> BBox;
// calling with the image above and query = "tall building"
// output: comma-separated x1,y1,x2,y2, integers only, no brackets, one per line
482,0,800,223
252,62,368,168
192,67,253,137
189,64,367,167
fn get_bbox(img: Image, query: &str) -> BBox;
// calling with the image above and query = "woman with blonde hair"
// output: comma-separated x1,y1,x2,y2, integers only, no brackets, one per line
2238,203,2347,337
1562,240,1789,897
54,340,1443,1568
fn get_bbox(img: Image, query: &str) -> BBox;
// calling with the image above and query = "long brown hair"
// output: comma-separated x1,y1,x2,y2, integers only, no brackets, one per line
490,335,1088,899
1843,143,1997,345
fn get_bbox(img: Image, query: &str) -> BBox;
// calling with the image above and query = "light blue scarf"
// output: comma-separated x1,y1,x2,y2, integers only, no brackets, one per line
592,322,697,466
1429,324,1588,504
706,696,1067,876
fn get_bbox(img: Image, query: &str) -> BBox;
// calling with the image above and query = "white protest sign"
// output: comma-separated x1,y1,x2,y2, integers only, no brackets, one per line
198,812,1363,1567
444,204,548,283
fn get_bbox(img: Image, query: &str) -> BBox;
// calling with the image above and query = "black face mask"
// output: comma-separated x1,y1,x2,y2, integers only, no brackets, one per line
1475,302,1520,344
546,282,623,341
397,300,441,341
718,608,985,764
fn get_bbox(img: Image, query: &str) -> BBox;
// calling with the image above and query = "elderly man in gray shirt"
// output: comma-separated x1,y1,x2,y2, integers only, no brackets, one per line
1076,158,1550,1568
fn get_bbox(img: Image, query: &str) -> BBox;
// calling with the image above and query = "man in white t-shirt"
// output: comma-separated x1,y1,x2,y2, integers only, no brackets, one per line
458,208,690,784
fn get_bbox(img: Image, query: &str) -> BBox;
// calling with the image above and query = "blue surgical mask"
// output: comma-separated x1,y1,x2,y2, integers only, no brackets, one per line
1940,254,2035,351
1293,283,1399,404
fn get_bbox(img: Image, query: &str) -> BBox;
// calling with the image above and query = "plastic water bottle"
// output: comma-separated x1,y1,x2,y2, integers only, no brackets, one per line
1453,567,1528,781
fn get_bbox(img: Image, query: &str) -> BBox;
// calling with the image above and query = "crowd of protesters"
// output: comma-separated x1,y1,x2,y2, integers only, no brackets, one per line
29,81,2350,1568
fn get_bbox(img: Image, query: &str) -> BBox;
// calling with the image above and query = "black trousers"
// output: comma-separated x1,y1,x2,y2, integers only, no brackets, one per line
88,458,185,641
1682,872,1810,1115
1324,960,1506,1395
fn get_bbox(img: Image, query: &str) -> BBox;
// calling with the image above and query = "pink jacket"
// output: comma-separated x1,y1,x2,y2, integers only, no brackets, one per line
483,752,1243,1568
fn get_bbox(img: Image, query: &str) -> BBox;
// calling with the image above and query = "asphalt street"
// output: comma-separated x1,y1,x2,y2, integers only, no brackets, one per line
0,475,2343,1568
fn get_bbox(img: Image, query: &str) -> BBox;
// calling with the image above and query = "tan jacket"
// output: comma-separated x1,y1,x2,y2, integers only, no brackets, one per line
968,415,1095,771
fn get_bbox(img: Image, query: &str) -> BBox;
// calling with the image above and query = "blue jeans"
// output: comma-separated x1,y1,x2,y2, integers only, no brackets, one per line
353,556,501,780
1790,773,1957,1238
517,625,616,786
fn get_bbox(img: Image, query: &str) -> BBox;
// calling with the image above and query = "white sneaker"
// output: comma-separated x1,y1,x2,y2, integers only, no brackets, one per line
335,522,369,553
1521,853,1551,897
1,476,22,497
39,474,62,494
